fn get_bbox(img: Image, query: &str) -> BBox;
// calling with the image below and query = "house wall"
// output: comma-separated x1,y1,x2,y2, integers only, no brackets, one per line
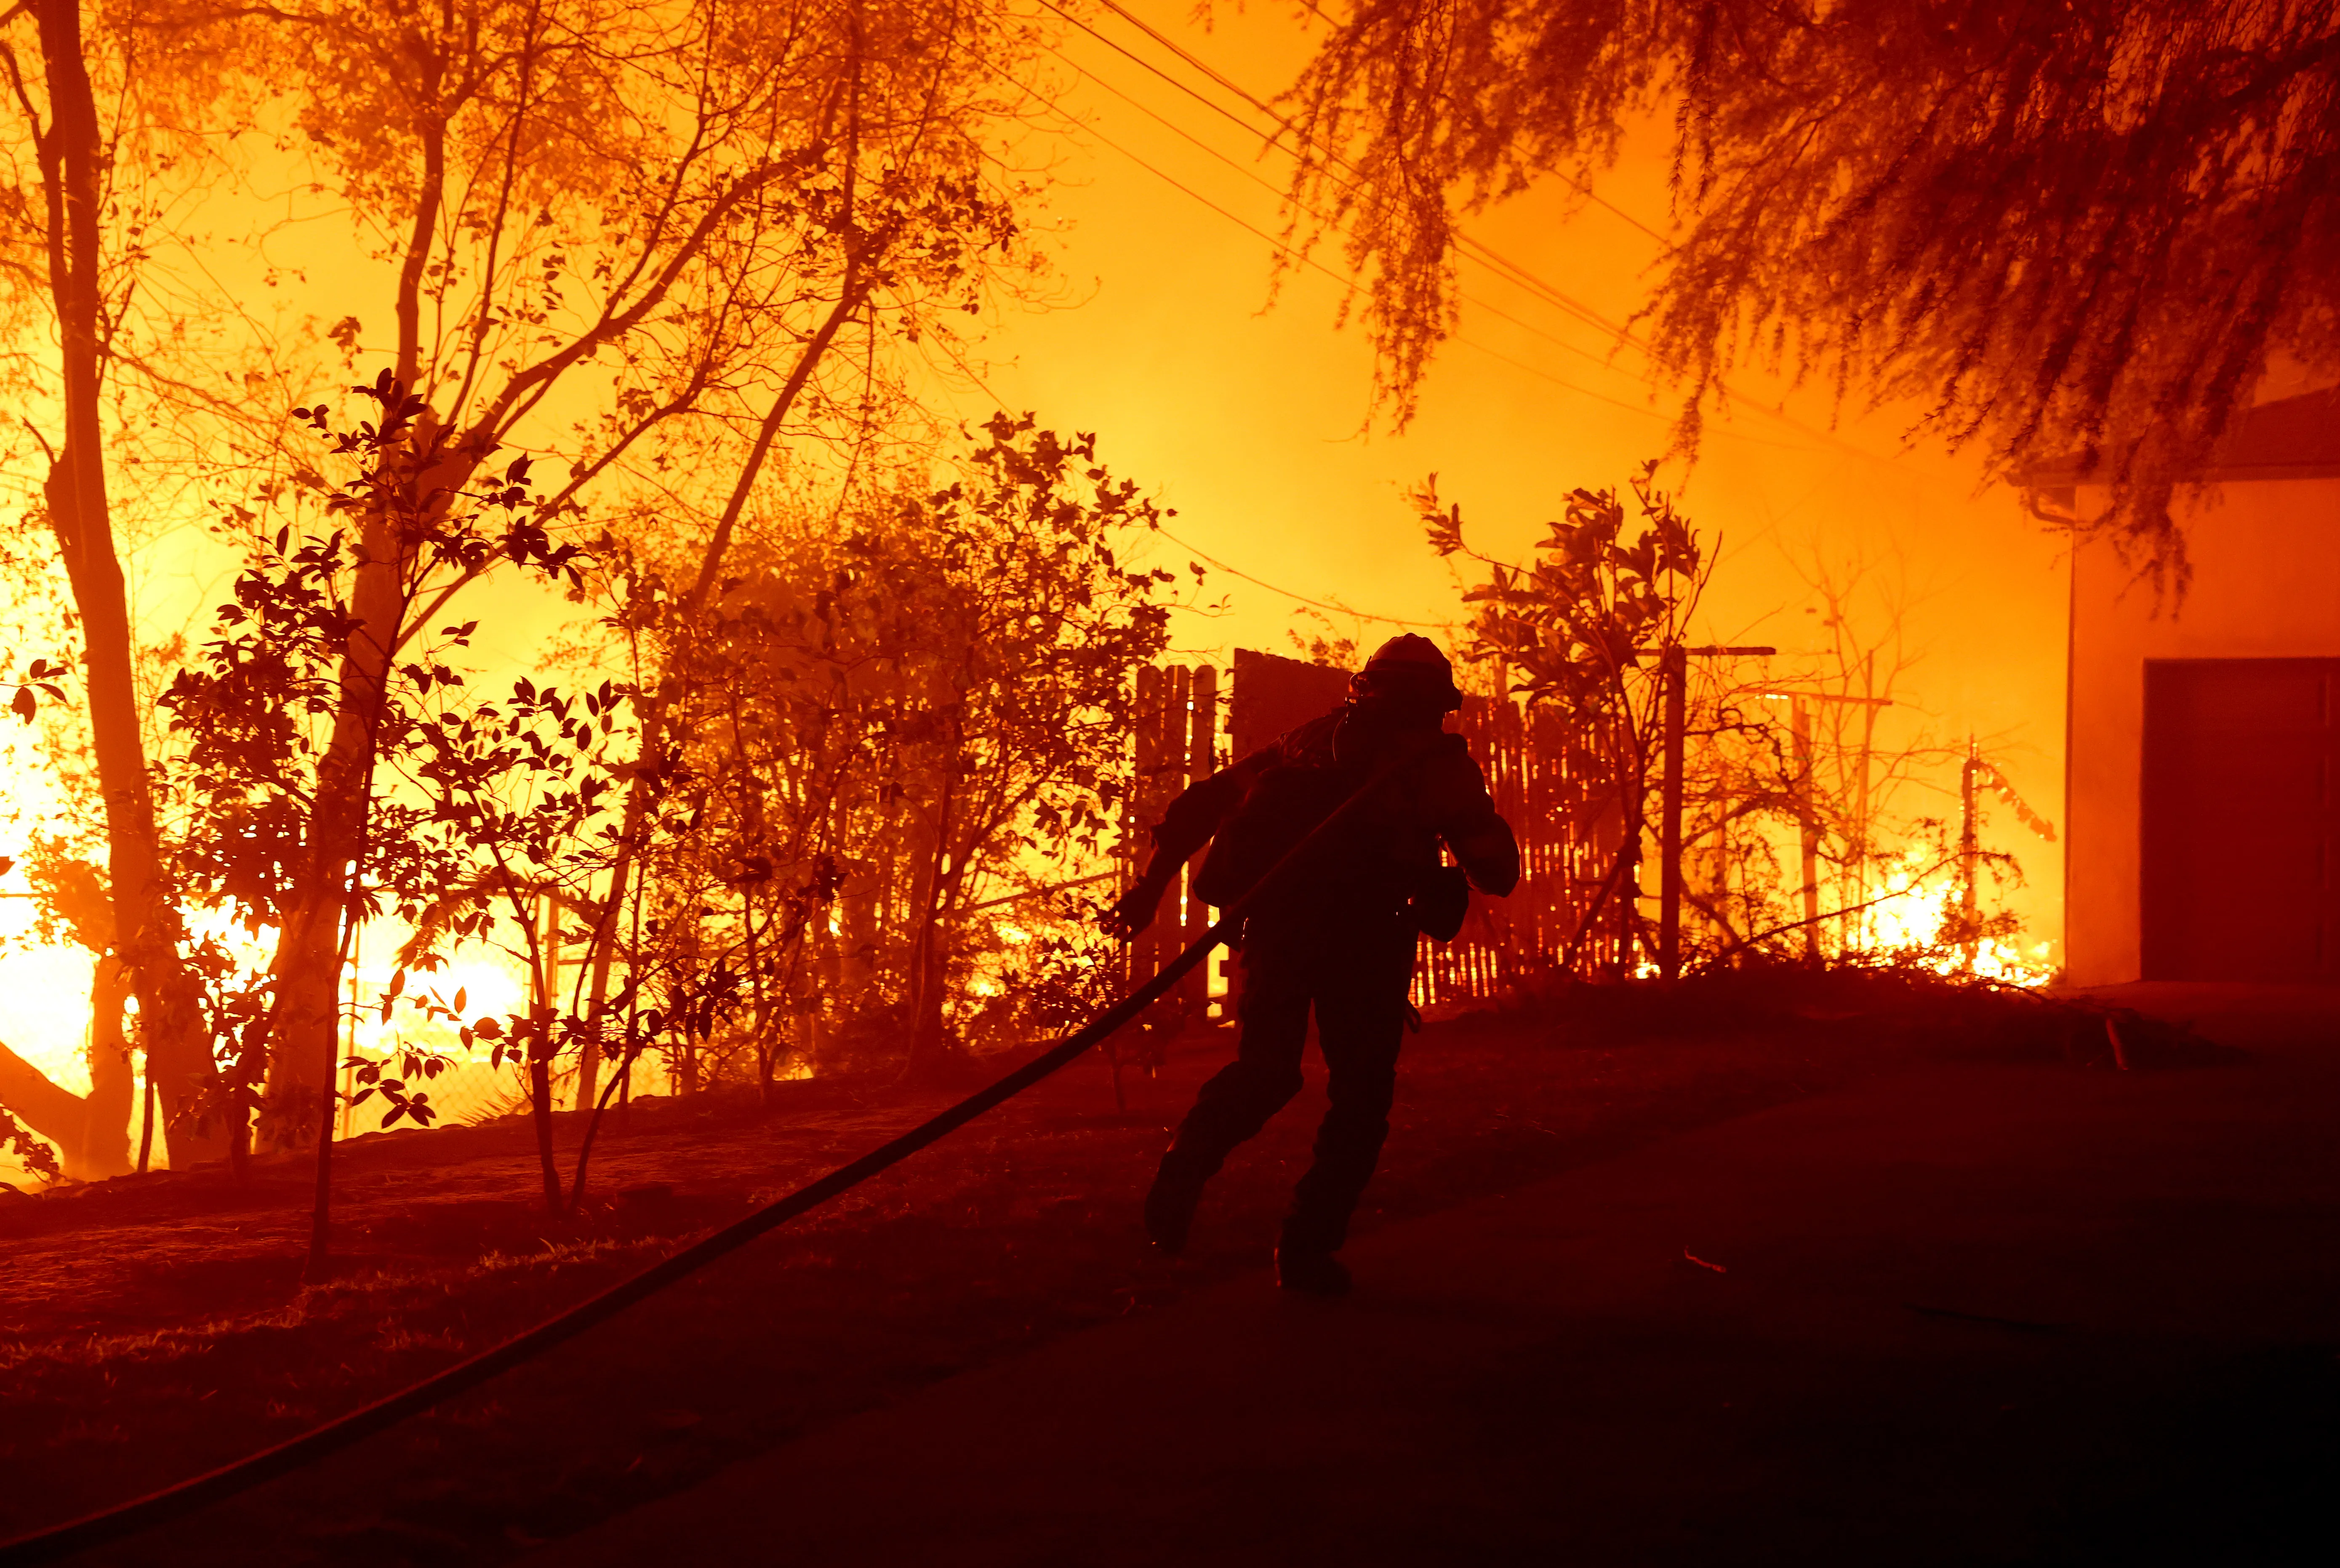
2068,477,2340,984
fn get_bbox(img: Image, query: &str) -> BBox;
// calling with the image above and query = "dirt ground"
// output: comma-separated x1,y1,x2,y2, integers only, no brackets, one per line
0,976,2131,1563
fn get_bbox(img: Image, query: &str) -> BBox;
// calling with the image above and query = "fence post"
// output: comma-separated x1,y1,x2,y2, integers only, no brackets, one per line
1959,733,1979,971
1793,697,1820,964
1183,665,1218,1019
1130,664,1165,991
1659,644,1687,981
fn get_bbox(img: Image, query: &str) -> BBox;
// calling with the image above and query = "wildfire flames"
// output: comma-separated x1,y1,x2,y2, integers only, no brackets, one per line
0,0,2079,1195
1855,849,2058,987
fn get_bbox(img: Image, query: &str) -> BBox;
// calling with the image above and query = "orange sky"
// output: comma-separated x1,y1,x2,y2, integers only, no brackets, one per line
953,1,2069,941
0,1,2073,1151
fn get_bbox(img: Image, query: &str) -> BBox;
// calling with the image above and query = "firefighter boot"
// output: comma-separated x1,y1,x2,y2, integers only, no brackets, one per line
1143,1150,1209,1256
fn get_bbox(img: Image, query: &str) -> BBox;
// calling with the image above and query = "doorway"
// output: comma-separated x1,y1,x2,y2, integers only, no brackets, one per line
2141,658,2340,981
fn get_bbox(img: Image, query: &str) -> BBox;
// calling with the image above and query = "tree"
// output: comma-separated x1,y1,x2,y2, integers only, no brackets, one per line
160,376,586,1254
1421,460,1710,973
216,0,1039,1144
1284,0,2340,575
0,0,248,1165
655,553,874,1104
604,413,1181,1089
0,848,133,1177
876,414,1178,1078
0,0,1051,1171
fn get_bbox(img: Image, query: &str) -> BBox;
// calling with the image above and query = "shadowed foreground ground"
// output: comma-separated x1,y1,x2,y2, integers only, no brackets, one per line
14,981,2332,1564
11,981,1944,1562
535,983,2340,1567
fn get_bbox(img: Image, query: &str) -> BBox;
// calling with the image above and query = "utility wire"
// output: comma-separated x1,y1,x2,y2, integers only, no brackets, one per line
1029,29,1754,413
1052,0,1914,472
906,297,1450,634
1090,0,1668,349
994,61,1688,426
986,32,1814,632
1056,0,1660,345
1181,0,1674,248
978,66,1797,639
1155,524,1453,629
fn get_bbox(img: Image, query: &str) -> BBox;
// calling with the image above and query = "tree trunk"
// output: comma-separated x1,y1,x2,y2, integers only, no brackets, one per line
81,956,133,1175
32,0,221,1165
528,1043,560,1211
576,288,870,1053
901,779,962,1082
753,904,787,1109
525,902,562,1209
256,96,458,1152
0,1045,83,1176
259,494,408,1150
561,902,597,1112
0,953,134,1177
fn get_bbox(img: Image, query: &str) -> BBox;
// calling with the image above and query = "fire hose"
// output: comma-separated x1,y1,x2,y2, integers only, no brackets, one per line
0,759,1410,1565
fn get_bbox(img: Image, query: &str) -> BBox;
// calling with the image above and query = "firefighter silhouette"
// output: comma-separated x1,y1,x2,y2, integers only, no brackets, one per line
1104,635,1520,1294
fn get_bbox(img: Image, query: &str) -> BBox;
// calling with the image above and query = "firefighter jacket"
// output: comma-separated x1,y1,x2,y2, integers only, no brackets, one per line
1151,707,1520,932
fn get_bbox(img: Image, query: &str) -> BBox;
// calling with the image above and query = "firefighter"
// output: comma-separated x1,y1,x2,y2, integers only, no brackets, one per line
1103,635,1520,1294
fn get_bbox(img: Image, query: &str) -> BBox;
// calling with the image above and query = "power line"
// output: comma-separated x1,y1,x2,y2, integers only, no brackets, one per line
1039,0,1652,365
1012,32,1812,457
1051,0,1914,472
1066,0,1662,342
991,61,1690,426
1155,524,1452,629
976,41,1840,635
919,295,1453,632
1029,30,1707,406
1199,0,1675,248
976,68,1798,637
903,265,1453,633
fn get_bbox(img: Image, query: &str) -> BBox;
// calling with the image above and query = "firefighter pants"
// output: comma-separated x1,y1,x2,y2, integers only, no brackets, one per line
1155,912,1417,1255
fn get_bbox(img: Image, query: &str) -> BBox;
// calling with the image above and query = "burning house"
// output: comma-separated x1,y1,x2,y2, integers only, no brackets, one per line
2050,387,2340,985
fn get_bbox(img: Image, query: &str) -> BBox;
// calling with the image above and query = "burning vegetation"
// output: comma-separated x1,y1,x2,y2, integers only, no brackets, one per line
13,0,2317,1200
5,416,2058,1209
0,0,2327,1557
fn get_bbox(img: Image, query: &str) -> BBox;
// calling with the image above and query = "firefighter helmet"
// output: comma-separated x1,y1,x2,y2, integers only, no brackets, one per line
1351,634,1462,713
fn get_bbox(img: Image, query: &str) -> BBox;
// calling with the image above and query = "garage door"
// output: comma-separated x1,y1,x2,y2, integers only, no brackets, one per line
2141,658,2340,981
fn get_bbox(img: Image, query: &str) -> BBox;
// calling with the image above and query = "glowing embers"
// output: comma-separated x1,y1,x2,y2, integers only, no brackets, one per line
1854,848,2055,985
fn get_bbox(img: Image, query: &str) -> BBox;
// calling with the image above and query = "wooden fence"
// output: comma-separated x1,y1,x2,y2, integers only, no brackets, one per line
1122,661,1224,1026
1416,693,1632,1003
1119,651,1633,1022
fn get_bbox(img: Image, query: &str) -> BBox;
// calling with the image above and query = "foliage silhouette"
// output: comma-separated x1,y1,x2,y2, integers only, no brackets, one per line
1421,461,1709,971
1285,0,2340,578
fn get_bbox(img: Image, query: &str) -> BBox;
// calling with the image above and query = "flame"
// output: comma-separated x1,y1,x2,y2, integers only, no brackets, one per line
0,941,96,1096
1853,848,2056,985
0,899,558,1184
